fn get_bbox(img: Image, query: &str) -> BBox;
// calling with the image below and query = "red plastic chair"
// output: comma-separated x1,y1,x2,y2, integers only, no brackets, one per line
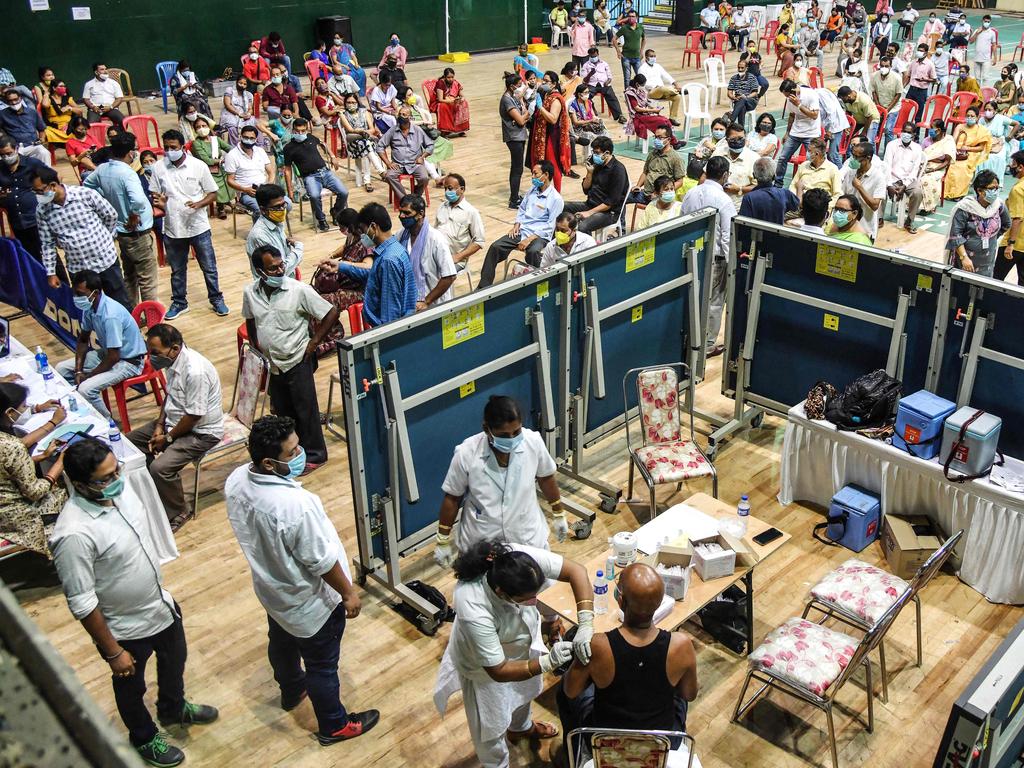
874,105,887,150
891,98,918,136
387,173,431,210
994,29,1003,63
789,144,808,173
86,120,111,148
708,32,729,62
808,66,823,89
980,86,998,104
304,59,329,99
347,302,365,335
101,301,167,432
682,31,704,68
421,78,440,113
759,20,780,54
915,94,952,131
122,114,164,155
1013,32,1024,62
837,114,858,156
947,90,977,127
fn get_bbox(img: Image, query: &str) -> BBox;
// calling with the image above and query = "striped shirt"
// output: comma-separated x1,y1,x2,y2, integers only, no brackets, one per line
37,185,118,277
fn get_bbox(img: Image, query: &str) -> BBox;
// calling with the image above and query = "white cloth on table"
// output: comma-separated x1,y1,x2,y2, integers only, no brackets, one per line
779,401,1024,604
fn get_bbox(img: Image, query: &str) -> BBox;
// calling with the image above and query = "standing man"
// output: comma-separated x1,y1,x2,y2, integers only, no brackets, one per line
224,124,274,221
561,136,630,235
870,58,904,147
580,47,627,124
55,270,146,420
244,245,339,473
906,44,936,129
0,135,48,260
839,85,881,149
52,437,218,768
376,105,434,201
479,161,564,287
355,202,417,325
282,117,348,233
569,11,596,67
150,130,227,320
398,193,457,310
0,87,50,165
84,132,158,306
435,173,486,271
225,415,379,745
712,123,760,206
970,15,997,86
774,79,821,187
247,183,303,277
996,151,1024,285
839,141,887,241
682,156,736,357
933,40,951,94
637,50,682,125
32,166,132,308
727,58,761,127
126,323,223,531
816,85,849,168
882,122,925,234
614,10,646,86
81,63,126,127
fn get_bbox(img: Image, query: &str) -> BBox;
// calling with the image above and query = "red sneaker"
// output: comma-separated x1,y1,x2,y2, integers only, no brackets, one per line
317,710,380,745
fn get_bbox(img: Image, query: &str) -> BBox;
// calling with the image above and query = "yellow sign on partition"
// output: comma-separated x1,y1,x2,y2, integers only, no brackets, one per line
631,305,643,323
625,236,656,273
459,381,476,398
815,243,859,283
823,313,840,331
916,273,933,292
536,280,549,301
442,302,485,349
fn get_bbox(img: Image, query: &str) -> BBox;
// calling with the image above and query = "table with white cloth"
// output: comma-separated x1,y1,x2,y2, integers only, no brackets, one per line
779,401,1024,604
0,336,178,564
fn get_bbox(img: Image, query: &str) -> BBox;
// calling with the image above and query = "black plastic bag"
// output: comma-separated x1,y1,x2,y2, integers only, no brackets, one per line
825,369,902,431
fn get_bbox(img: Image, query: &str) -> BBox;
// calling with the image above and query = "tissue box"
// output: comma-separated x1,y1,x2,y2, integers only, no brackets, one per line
892,390,956,459
881,515,944,580
940,407,1002,479
643,545,693,600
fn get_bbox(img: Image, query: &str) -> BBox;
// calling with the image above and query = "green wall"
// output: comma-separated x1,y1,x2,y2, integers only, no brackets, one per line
6,0,544,93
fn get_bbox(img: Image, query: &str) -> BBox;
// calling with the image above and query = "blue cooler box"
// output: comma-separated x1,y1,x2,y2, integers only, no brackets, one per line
940,407,1002,478
827,485,882,552
892,390,957,459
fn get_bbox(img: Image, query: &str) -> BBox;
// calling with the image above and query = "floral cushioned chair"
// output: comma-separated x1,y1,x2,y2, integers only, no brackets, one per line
624,364,717,521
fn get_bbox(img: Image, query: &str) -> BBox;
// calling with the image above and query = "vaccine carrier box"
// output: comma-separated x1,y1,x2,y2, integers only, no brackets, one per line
892,390,956,459
827,485,881,552
940,408,1002,479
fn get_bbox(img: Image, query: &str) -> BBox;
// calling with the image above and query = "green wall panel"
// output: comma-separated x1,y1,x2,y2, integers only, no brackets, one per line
6,0,543,93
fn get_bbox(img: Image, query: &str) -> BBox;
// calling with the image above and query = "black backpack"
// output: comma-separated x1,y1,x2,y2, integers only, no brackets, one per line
825,369,902,431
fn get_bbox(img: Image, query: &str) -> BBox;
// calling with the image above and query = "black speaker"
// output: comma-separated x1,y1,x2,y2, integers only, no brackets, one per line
315,16,354,48
668,0,695,34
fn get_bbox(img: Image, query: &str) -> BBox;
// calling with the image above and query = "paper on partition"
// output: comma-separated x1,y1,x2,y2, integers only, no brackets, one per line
71,6,90,19
635,503,721,555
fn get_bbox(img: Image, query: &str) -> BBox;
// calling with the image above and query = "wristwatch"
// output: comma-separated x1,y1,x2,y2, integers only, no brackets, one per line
165,433,174,444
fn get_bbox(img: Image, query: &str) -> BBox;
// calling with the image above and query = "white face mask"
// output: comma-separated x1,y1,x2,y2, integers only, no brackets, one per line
97,72,108,81
7,405,32,428
880,67,890,75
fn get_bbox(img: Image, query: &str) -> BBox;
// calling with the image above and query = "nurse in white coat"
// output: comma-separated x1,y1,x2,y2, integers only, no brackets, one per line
434,395,568,566
433,540,595,768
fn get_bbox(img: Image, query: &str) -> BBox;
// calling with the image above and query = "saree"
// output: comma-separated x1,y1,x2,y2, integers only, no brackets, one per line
945,123,991,200
527,91,572,191
434,79,470,134
920,134,956,212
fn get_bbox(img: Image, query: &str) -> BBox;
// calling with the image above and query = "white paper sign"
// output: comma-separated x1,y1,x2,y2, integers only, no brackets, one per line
71,6,91,20
30,0,50,11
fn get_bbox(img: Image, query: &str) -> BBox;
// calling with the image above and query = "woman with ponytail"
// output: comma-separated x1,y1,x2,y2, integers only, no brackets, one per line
433,539,594,767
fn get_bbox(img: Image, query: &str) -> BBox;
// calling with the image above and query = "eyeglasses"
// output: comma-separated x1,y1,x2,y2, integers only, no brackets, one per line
87,461,124,488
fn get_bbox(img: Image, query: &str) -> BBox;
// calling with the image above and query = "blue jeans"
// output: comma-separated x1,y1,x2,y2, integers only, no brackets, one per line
239,193,293,222
774,134,813,186
883,110,899,145
164,230,224,307
621,57,641,86
267,603,349,735
864,120,879,149
827,130,842,167
56,350,142,419
303,167,349,224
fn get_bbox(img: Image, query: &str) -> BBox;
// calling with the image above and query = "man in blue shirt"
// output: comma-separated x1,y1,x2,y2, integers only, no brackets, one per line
84,133,158,307
0,87,50,166
55,270,147,420
738,157,799,225
478,160,564,288
0,135,49,262
355,203,416,327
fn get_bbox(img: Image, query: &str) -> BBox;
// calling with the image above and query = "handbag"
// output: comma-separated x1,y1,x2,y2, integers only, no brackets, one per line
805,380,836,420
310,265,342,295
824,369,902,431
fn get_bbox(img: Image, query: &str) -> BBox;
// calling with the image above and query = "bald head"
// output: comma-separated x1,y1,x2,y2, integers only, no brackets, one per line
619,563,665,626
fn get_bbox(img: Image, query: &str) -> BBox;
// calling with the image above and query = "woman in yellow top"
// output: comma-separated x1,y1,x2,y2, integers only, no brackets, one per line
825,194,873,244
775,23,797,74
946,105,992,200
32,67,55,110
638,176,683,229
778,0,796,30
41,79,84,145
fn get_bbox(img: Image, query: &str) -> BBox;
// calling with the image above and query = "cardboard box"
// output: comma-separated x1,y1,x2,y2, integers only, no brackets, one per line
881,514,943,580
691,532,760,581
643,545,693,600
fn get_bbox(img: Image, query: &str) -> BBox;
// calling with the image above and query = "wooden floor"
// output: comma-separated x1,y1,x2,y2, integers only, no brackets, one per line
4,27,1023,768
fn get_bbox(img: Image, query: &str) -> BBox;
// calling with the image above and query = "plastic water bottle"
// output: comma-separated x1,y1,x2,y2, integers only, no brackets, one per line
593,570,609,615
34,346,46,373
107,419,123,457
40,360,56,396
737,494,751,537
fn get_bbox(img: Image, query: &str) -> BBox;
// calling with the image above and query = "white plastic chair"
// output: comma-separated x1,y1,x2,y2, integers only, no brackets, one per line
703,58,728,106
681,83,712,145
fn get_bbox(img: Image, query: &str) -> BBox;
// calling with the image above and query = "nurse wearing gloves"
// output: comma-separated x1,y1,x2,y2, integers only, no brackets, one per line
434,540,595,768
434,395,568,564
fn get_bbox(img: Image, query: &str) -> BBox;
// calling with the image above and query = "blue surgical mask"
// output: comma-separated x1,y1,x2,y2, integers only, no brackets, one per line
532,177,544,189
489,432,524,454
445,189,459,203
360,232,376,250
274,447,306,479
928,128,938,139
262,273,284,288
660,191,676,203
35,189,55,204
591,153,605,166
166,148,184,162
847,157,861,171
589,56,599,63
712,128,726,140
832,210,851,228
100,475,125,500
966,117,977,126
399,215,417,229
292,132,307,142
73,295,93,311
651,137,665,151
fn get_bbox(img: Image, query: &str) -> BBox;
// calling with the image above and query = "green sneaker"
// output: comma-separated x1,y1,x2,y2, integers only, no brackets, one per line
136,733,184,767
158,699,219,728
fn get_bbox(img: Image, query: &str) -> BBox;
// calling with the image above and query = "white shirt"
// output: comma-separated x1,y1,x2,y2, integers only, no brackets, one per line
700,6,721,27
711,145,761,203
149,154,218,239
801,224,827,234
933,50,951,78
748,131,779,155
883,139,925,185
225,466,352,638
637,61,676,90
539,230,598,268
732,9,749,29
789,85,822,139
681,179,736,261
223,144,271,190
241,277,333,373
901,8,919,23
400,225,457,305
82,76,123,108
51,487,178,641
891,56,909,75
974,28,997,64
839,161,888,237
435,198,486,256
163,345,224,438
442,429,557,553
816,87,849,134
328,74,359,100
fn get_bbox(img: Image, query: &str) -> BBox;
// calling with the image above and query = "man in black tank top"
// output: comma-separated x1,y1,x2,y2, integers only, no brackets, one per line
555,563,699,763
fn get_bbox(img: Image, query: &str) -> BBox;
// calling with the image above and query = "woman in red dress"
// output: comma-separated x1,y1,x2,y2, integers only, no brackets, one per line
433,67,470,136
527,71,573,191
623,74,674,139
